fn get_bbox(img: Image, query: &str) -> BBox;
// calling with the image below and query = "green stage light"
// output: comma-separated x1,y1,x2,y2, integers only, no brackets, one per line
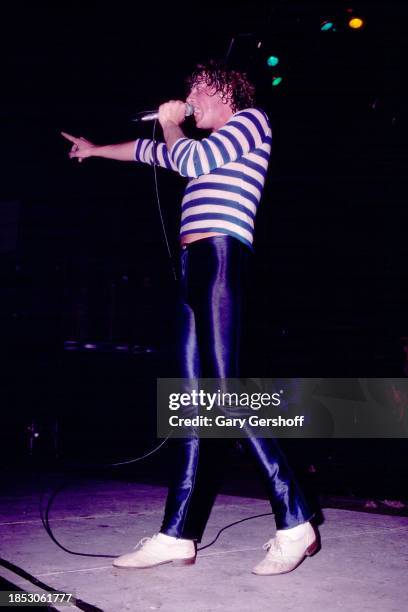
272,76,283,87
321,20,334,31
267,55,279,67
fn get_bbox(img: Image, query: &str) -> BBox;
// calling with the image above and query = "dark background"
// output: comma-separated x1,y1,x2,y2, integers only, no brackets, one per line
1,1,407,504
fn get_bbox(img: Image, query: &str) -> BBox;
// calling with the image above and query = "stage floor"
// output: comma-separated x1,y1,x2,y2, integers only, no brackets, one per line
1,474,407,612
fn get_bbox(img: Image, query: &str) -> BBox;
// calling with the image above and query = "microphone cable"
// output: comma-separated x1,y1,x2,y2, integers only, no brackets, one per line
151,118,178,281
39,434,173,558
38,433,274,559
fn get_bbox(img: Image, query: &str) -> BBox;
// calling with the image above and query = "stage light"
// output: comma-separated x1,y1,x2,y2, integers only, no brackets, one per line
272,76,283,87
267,55,279,67
320,20,334,31
348,17,364,29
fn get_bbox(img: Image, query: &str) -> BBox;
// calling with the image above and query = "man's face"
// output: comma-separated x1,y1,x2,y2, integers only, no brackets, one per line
186,79,234,131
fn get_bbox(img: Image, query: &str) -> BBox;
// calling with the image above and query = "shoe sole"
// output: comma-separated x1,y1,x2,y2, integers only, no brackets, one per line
252,539,320,576
113,557,196,570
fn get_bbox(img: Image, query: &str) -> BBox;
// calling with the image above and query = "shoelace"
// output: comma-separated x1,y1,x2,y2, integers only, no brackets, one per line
133,535,156,551
262,537,282,555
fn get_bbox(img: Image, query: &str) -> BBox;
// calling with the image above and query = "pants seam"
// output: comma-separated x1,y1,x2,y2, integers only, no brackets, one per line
178,436,200,537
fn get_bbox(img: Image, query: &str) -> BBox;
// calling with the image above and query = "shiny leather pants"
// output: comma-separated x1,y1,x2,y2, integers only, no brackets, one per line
160,236,312,541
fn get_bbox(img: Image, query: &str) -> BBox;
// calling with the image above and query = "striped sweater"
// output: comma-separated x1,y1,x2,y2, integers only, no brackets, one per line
133,108,272,249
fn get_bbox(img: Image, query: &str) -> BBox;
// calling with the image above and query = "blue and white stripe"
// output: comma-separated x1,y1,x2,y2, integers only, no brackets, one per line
134,108,272,248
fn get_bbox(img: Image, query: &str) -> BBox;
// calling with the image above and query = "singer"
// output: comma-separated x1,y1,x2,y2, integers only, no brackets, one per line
61,60,318,575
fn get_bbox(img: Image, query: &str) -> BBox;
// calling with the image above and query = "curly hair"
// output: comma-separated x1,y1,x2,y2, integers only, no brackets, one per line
185,60,256,113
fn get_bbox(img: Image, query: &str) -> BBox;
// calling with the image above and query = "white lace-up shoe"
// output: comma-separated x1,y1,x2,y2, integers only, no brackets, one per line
252,522,319,576
112,533,196,569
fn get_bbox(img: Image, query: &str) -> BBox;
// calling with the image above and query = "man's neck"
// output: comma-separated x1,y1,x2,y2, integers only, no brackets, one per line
211,108,234,131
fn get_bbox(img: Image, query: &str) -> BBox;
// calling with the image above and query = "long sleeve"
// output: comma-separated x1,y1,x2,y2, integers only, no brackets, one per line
134,138,178,171
169,108,272,179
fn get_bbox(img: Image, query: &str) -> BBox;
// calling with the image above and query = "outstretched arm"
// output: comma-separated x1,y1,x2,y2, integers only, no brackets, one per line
61,130,179,171
62,100,189,169
61,132,136,163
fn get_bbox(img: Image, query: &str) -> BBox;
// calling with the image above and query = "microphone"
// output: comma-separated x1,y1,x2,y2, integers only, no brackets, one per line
132,103,194,122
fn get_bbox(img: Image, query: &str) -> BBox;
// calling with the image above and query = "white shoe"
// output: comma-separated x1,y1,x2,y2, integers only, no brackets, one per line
112,533,196,569
252,522,319,576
